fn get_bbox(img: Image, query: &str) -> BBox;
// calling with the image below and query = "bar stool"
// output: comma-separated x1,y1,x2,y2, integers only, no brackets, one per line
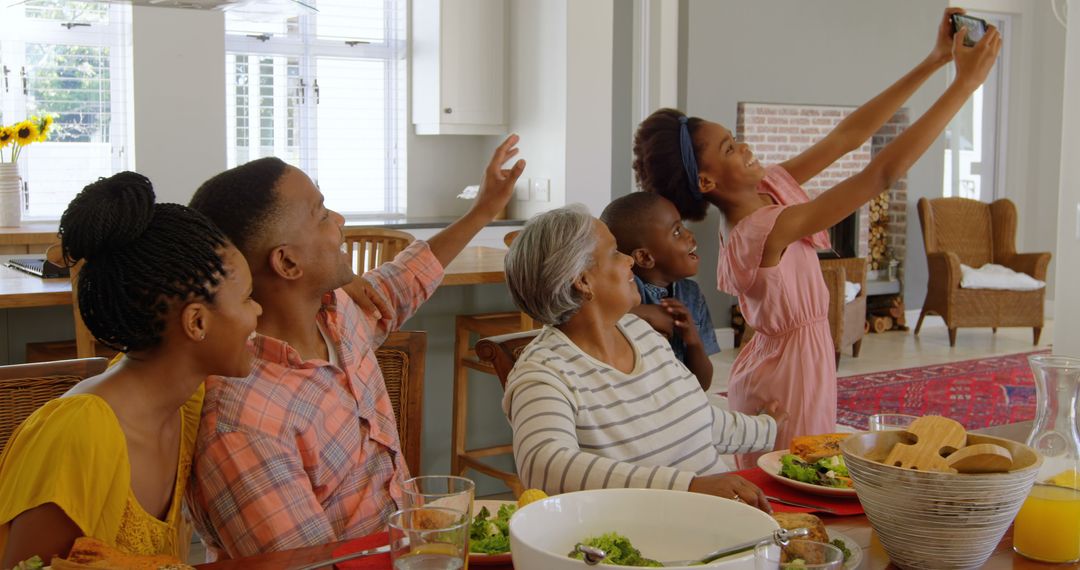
450,231,534,496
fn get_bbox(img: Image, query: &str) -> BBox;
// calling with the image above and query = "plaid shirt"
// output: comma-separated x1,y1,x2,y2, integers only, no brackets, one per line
186,241,443,559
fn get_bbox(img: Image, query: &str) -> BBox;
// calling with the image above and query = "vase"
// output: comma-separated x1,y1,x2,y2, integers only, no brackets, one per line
0,163,24,227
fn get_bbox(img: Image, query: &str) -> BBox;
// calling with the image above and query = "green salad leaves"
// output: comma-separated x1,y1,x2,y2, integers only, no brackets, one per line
469,503,517,554
779,454,852,488
569,533,663,567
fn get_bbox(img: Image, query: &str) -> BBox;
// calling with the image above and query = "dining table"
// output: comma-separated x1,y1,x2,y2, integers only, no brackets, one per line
196,421,1047,570
0,246,511,310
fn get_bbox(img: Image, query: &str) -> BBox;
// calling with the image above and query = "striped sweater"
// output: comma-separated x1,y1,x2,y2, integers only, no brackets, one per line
502,314,776,495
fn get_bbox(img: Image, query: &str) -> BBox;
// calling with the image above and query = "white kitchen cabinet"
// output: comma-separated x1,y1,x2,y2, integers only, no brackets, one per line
412,0,507,135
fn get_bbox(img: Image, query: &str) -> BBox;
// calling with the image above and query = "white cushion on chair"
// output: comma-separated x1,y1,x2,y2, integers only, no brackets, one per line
844,281,862,304
960,263,1045,291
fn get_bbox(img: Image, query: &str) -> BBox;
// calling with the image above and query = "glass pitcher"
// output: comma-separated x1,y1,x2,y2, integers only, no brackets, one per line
1012,355,1080,563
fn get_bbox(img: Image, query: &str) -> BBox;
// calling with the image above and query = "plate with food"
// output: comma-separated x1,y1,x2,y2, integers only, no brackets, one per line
757,433,858,497
469,499,517,565
772,513,862,570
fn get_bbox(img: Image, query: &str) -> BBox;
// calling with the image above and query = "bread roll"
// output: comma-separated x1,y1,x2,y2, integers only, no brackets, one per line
771,512,831,564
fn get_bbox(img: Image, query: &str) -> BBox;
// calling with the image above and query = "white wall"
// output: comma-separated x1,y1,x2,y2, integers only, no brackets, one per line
565,0,615,216
505,0,568,219
132,6,226,205
1053,0,1079,356
684,0,947,322
960,0,1067,302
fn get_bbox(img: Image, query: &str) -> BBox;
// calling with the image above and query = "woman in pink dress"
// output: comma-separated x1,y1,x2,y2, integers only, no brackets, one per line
631,9,1000,465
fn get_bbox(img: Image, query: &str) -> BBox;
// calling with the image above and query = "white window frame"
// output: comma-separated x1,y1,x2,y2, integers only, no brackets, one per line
0,2,132,221
224,4,406,218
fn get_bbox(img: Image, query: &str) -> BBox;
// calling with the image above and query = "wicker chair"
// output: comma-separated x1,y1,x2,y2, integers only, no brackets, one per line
375,331,426,475
914,197,1051,346
0,357,108,449
343,227,415,274
820,257,868,365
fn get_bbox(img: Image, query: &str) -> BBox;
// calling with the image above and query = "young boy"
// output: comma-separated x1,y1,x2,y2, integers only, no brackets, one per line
600,192,720,390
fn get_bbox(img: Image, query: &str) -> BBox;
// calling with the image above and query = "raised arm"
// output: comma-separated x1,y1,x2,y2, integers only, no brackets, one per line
781,8,963,185
766,23,1001,263
426,135,526,268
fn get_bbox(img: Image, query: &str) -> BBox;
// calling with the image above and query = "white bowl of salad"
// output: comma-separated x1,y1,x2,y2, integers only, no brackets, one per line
508,488,779,569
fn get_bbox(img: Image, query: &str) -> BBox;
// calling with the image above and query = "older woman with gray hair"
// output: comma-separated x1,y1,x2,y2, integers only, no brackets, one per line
502,205,782,511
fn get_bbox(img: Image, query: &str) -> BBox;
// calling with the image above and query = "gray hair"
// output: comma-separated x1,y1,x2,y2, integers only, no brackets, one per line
505,205,597,326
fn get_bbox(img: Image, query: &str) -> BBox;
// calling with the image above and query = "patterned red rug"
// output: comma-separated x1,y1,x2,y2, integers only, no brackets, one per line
837,349,1049,431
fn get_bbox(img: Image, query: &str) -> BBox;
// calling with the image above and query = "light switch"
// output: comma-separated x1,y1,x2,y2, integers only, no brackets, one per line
531,178,550,202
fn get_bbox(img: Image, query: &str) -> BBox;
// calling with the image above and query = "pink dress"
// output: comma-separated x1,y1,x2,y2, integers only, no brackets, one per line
717,166,837,467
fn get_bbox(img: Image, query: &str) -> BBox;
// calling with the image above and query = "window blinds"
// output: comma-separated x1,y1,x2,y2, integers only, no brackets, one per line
224,0,406,217
0,0,133,220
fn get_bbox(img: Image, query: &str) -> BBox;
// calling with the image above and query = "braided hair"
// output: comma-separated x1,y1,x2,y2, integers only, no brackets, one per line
189,157,288,258
632,108,710,222
59,172,229,352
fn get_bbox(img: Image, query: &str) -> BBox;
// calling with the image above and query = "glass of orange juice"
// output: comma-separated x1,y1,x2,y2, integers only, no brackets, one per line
1014,355,1080,563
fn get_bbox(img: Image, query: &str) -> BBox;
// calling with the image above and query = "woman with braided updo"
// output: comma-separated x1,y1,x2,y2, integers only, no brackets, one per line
0,172,262,564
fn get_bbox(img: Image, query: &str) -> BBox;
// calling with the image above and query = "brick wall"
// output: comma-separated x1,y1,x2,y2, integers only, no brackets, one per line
870,110,910,269
736,103,912,269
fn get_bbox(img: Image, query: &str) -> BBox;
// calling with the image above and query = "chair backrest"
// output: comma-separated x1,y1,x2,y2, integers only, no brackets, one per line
375,330,426,474
0,357,109,449
502,230,520,248
917,197,994,267
46,245,98,360
343,228,415,274
474,330,541,388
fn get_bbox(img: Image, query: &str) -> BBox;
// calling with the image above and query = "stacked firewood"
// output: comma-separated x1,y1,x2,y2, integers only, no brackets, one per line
868,192,891,270
867,294,908,333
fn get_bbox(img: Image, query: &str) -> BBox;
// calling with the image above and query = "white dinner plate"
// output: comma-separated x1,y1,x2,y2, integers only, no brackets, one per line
469,499,515,565
756,450,858,498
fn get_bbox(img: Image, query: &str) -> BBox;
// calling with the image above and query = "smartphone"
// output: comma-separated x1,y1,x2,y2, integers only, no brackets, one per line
951,13,988,47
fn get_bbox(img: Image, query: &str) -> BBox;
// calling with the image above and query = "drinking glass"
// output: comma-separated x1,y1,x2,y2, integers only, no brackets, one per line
868,413,918,432
388,506,469,570
402,475,475,514
754,539,844,570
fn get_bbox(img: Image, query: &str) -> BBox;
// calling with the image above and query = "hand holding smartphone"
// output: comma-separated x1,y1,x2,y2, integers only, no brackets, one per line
951,13,988,47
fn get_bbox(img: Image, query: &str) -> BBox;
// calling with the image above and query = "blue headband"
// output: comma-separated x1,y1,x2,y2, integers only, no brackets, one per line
678,116,703,200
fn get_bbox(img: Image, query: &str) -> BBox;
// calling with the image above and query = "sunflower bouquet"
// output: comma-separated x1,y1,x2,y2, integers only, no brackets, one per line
0,115,54,162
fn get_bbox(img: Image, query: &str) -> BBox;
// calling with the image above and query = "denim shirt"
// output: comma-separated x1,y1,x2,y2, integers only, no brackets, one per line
634,275,721,363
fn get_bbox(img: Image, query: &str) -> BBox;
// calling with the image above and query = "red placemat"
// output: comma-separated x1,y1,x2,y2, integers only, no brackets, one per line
734,468,865,516
332,531,392,569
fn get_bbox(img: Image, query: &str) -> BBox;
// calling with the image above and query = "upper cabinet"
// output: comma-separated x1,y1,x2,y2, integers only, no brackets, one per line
412,0,507,135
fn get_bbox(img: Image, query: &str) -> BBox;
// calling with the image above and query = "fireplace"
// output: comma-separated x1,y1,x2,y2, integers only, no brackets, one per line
820,212,858,260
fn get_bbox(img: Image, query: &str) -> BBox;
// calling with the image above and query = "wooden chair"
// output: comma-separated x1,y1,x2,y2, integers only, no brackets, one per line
914,197,1050,346
0,357,108,449
450,230,535,496
820,257,868,365
462,329,541,498
343,227,415,274
375,330,426,474
25,254,117,362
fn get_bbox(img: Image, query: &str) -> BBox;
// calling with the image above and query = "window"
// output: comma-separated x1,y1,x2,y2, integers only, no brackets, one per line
0,1,132,220
943,12,1009,202
225,0,406,217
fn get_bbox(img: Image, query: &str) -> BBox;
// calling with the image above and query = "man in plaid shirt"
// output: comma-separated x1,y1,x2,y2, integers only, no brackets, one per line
185,136,525,559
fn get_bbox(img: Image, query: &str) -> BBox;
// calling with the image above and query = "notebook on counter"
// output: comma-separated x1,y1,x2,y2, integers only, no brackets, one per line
6,257,70,279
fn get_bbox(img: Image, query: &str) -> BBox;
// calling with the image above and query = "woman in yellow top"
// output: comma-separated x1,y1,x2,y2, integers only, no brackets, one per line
0,172,262,564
